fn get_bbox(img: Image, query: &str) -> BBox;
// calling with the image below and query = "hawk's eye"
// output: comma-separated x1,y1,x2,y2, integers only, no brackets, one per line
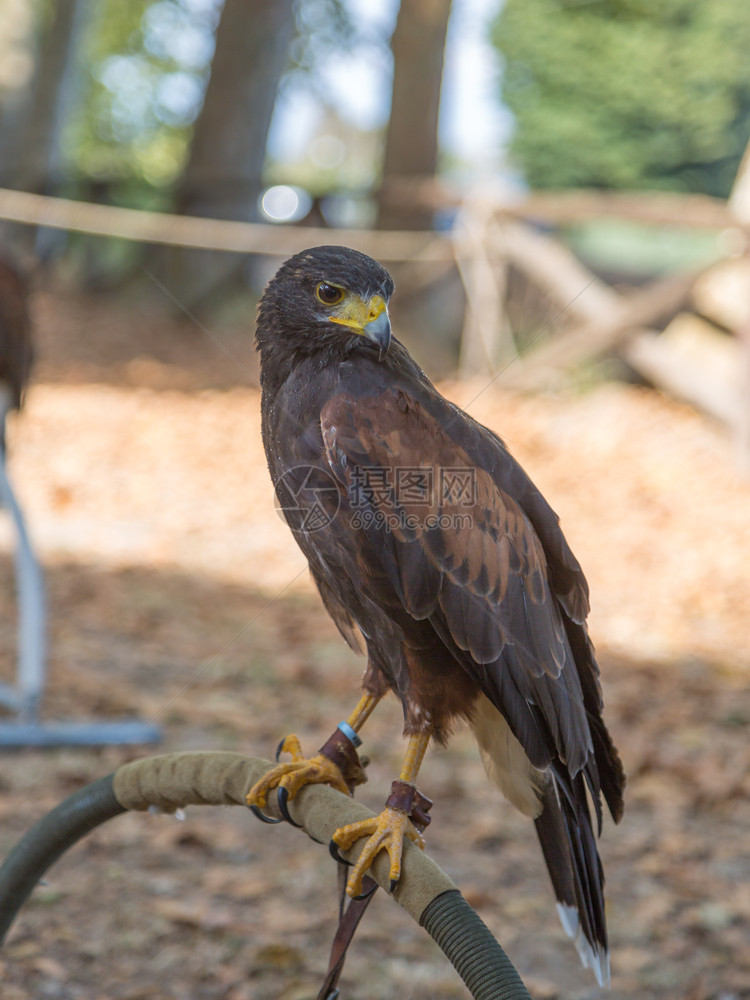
316,282,344,305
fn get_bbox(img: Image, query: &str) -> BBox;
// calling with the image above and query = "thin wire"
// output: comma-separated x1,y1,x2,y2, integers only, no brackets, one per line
149,565,308,724
458,276,597,416
140,265,324,450
141,267,261,389
137,268,327,722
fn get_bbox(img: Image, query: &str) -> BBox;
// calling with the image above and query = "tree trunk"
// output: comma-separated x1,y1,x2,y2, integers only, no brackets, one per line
0,0,86,193
377,0,452,231
164,0,294,304
0,0,87,254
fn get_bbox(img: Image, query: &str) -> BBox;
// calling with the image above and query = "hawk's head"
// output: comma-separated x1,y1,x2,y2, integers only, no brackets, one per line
256,246,395,367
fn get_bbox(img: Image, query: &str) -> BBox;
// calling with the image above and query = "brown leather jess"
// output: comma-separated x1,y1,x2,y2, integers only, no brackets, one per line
315,737,433,999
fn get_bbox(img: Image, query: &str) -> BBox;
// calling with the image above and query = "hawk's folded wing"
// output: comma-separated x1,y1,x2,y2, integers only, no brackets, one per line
321,387,610,787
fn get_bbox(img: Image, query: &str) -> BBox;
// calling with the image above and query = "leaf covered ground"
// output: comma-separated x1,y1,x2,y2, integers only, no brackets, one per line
1,286,750,999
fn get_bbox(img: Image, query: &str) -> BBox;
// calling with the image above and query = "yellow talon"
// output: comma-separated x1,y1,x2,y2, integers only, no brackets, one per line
332,806,425,897
246,734,350,813
277,733,305,762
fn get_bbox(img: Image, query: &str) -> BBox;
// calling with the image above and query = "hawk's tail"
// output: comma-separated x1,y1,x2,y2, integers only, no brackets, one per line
534,769,610,987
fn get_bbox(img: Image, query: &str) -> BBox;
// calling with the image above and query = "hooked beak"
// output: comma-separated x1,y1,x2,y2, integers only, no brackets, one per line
328,292,392,361
362,307,391,361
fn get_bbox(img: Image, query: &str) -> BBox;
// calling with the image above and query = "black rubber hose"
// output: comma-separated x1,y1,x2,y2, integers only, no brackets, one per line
421,890,532,1000
0,773,124,943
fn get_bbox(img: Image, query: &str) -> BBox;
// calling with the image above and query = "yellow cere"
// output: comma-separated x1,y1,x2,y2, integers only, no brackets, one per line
327,293,387,334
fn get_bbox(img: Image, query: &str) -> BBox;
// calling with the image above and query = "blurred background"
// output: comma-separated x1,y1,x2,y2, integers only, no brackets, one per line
1,2,750,999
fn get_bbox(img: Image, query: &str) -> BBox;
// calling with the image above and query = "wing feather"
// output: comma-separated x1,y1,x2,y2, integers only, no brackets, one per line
321,388,592,775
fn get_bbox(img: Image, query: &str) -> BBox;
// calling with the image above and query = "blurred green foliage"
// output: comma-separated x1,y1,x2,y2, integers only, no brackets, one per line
493,0,750,195
70,0,219,193
65,0,359,203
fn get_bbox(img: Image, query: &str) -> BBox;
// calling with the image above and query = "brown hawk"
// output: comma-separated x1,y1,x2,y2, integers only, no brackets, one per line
248,246,625,985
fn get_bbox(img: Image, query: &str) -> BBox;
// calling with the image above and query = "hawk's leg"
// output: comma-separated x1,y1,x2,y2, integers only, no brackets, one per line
345,689,380,732
331,730,433,898
246,692,380,822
